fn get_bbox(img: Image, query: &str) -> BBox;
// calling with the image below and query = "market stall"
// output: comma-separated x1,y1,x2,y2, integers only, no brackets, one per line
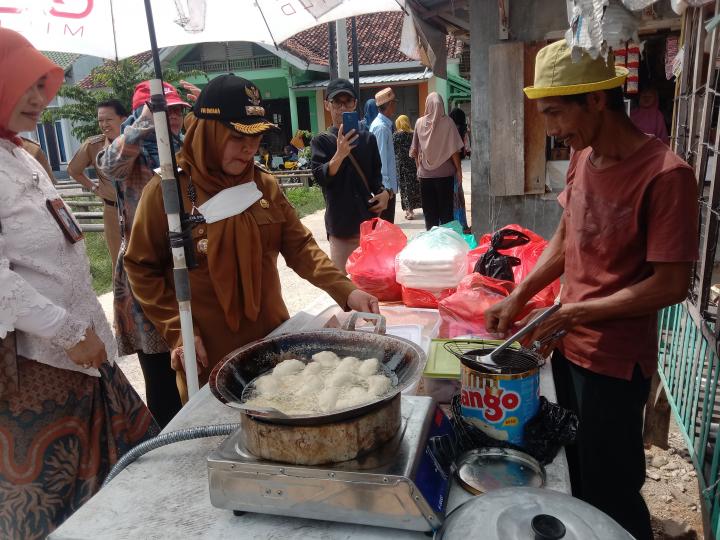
50,294,572,540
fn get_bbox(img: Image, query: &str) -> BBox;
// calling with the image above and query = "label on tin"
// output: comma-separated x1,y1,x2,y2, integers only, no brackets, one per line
460,368,539,445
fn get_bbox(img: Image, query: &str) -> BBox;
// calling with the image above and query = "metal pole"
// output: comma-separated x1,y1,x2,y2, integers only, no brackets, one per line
143,0,200,398
328,22,338,79
351,17,360,111
336,19,349,79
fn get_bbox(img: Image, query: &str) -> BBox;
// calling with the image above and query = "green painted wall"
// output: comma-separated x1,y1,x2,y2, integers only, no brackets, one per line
296,90,319,134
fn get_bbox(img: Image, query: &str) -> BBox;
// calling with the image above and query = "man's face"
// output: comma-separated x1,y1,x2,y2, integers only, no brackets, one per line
384,100,398,119
97,106,126,141
221,132,262,176
324,93,357,127
536,94,603,151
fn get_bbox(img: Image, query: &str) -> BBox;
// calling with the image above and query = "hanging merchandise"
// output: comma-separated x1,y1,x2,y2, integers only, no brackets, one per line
668,0,714,14
625,41,641,94
672,46,685,79
621,0,660,9
665,36,679,80
603,2,640,50
614,45,627,68
565,0,652,60
566,0,607,60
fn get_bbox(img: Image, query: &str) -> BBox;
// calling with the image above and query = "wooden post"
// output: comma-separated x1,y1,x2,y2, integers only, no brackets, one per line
644,371,671,449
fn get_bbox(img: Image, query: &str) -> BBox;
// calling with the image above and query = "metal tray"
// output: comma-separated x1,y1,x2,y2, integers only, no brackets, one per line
455,447,546,495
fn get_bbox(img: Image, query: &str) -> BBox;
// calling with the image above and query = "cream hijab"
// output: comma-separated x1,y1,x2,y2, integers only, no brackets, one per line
414,92,464,170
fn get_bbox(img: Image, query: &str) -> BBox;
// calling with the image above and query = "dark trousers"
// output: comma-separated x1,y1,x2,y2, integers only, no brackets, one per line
379,193,396,223
420,176,454,230
137,351,182,429
551,350,653,540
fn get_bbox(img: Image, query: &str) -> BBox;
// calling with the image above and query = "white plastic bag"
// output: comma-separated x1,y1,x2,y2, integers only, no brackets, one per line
395,227,469,289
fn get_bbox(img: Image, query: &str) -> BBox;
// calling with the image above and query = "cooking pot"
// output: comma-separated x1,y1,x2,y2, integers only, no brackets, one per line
435,487,633,540
208,313,426,425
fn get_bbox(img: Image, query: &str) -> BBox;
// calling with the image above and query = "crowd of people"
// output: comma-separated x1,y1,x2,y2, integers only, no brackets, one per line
0,23,692,540
0,28,380,538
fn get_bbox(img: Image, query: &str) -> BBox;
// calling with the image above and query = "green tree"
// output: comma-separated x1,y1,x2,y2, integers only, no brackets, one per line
44,58,205,141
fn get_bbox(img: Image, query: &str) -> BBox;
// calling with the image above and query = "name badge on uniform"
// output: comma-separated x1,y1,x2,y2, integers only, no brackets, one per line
46,198,84,243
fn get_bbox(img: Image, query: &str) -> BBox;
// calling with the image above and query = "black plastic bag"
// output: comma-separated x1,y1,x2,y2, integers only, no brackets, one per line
449,395,578,466
474,228,530,282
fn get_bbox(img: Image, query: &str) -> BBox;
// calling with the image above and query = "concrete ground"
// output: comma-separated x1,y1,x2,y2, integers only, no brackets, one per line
100,159,473,401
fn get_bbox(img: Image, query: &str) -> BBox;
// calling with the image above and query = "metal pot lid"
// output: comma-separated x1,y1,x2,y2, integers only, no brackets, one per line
456,448,545,495
435,487,633,540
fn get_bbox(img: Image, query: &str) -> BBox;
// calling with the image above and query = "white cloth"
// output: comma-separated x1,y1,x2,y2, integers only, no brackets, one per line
197,182,263,224
0,139,117,376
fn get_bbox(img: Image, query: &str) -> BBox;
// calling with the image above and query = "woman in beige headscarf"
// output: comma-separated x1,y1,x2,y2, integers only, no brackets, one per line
410,92,464,230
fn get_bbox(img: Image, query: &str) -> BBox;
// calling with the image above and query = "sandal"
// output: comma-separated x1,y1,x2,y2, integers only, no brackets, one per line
405,211,414,220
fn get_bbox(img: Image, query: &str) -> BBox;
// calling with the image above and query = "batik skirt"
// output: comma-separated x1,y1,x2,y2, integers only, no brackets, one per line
0,357,158,539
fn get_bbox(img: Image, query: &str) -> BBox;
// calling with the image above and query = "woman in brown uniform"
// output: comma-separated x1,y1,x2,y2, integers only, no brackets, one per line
123,75,378,399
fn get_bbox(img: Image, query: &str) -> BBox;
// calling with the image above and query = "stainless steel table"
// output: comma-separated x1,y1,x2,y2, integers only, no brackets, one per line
51,295,570,540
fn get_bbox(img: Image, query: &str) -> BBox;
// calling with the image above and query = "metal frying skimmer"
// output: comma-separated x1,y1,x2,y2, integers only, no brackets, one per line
446,303,562,372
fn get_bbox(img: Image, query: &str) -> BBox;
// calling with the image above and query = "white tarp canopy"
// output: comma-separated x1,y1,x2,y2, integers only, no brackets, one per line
2,0,405,60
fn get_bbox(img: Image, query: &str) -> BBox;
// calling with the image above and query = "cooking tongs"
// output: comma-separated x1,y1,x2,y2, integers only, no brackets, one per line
446,303,565,373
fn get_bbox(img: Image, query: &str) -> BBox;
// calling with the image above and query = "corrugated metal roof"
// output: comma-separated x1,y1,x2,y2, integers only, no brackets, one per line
293,71,432,90
42,51,79,71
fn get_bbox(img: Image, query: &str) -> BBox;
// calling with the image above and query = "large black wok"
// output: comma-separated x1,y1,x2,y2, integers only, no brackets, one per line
208,315,426,426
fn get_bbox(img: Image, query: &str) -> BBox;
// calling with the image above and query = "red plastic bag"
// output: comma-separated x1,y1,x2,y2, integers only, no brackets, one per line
401,286,455,309
438,274,539,338
346,218,407,301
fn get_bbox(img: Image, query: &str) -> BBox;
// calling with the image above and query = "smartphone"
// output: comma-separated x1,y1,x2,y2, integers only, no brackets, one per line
342,111,360,137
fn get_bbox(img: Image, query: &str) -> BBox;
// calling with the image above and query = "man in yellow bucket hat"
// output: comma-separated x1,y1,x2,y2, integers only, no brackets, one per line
486,40,698,540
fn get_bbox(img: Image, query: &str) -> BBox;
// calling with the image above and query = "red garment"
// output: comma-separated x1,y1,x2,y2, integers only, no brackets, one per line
558,137,698,380
630,94,669,145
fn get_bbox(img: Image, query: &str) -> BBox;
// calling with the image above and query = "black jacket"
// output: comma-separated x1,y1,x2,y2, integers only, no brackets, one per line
310,127,384,238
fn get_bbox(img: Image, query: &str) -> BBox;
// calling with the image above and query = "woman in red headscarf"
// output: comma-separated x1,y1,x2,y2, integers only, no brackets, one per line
0,28,158,539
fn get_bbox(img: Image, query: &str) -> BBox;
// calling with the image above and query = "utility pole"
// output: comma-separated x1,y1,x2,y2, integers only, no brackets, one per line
336,19,349,79
328,22,338,79
351,17,360,111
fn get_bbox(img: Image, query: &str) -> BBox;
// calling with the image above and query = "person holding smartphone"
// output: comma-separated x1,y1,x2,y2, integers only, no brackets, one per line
310,79,390,273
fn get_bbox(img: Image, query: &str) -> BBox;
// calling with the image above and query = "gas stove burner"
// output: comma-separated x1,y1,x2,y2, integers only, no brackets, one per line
207,396,453,532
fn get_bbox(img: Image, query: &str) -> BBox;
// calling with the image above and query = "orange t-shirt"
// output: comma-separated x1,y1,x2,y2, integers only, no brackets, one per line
558,137,698,380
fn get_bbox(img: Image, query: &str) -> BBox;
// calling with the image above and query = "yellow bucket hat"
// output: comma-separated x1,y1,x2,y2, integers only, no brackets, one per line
524,40,629,99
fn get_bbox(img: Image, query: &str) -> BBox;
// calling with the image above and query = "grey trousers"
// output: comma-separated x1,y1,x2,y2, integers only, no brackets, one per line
328,234,360,274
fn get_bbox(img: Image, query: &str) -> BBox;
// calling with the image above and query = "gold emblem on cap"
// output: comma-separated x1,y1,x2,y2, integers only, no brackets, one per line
260,199,269,208
245,85,261,106
197,238,208,254
245,105,265,117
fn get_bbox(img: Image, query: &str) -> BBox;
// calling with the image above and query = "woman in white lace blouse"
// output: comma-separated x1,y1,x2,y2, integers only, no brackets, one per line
0,28,158,540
